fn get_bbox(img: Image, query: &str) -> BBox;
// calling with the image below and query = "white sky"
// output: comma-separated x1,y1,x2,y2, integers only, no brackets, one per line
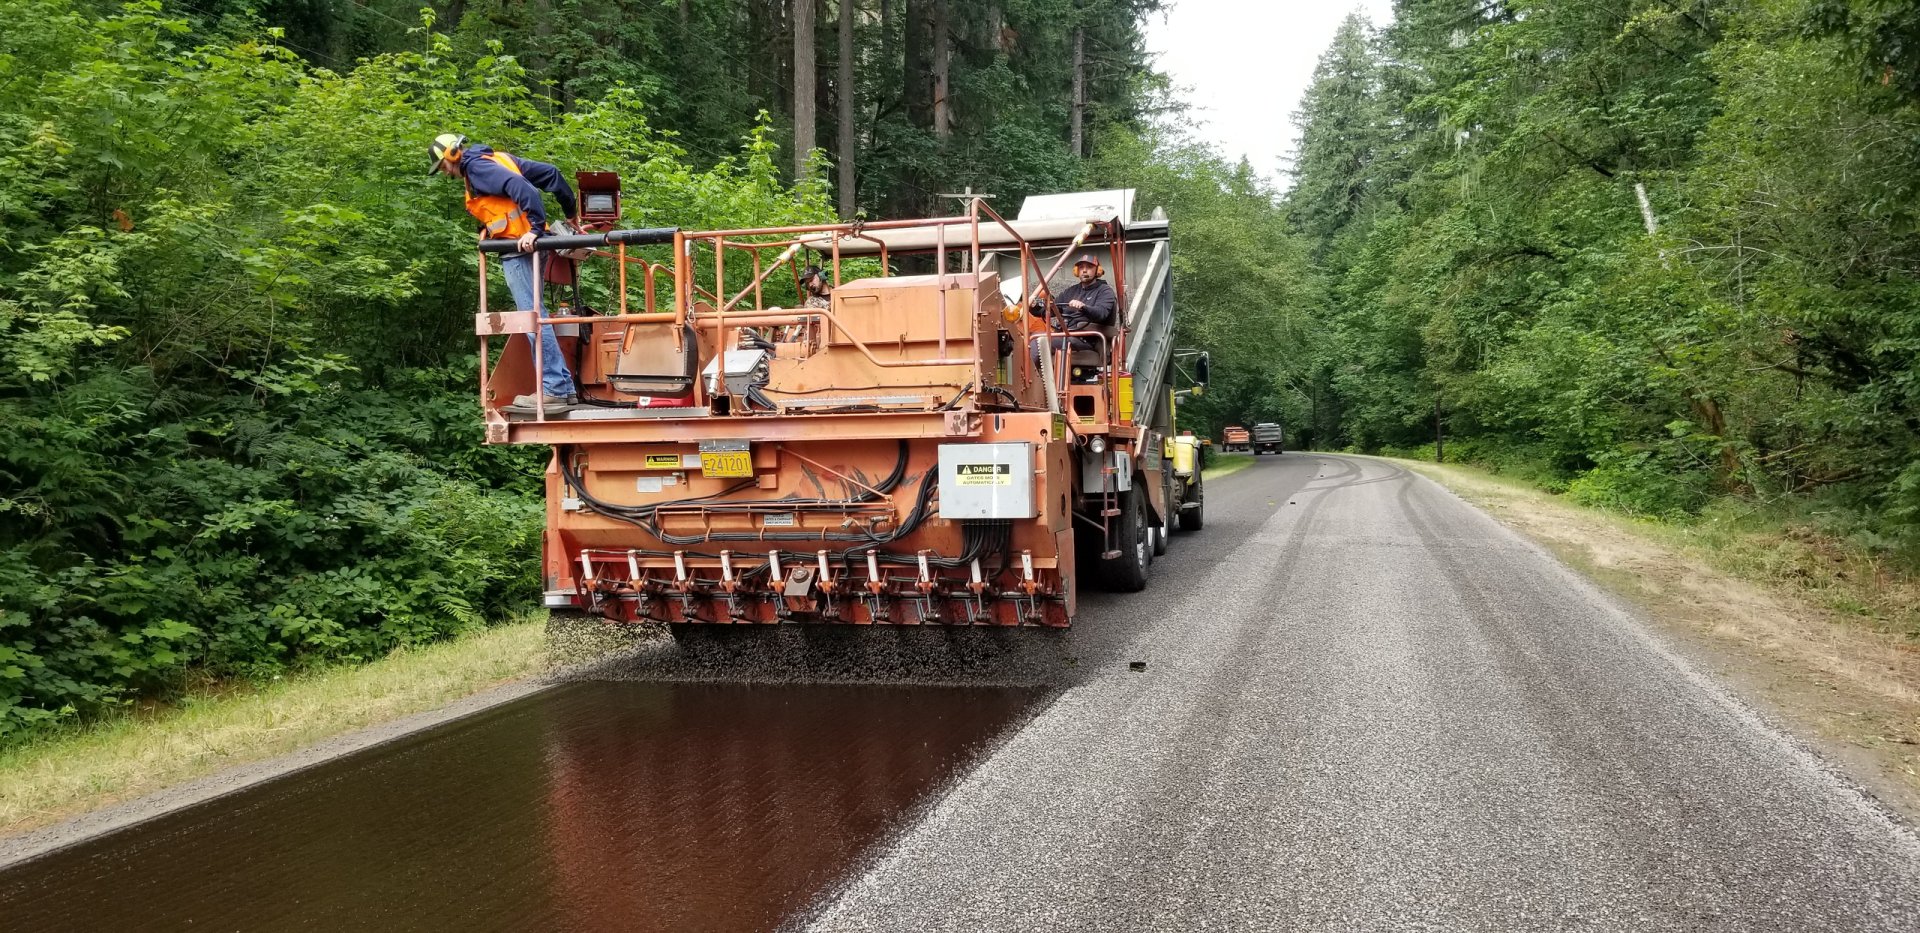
1146,0,1396,183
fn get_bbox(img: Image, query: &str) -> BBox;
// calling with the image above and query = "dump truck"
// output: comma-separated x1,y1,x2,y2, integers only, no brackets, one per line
1252,422,1285,455
1222,425,1250,452
471,187,1206,629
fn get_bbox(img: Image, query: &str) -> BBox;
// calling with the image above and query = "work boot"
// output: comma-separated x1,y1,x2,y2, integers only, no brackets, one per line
503,392,577,413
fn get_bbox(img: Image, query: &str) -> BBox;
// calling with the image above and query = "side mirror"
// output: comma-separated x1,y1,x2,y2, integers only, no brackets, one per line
1194,352,1211,389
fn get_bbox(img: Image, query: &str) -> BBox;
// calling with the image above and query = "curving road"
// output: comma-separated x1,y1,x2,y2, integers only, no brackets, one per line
809,454,1920,932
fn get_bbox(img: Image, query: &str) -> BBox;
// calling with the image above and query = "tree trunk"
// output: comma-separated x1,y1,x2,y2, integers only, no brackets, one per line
932,0,951,138
794,0,817,180
881,0,895,70
904,0,932,129
1070,21,1086,157
897,0,934,215
679,0,689,26
838,0,857,217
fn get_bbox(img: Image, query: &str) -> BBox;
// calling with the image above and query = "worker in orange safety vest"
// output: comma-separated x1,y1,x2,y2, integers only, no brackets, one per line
429,133,581,412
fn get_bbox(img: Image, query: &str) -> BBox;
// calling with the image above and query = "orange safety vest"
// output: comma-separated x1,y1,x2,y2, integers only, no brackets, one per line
463,152,532,239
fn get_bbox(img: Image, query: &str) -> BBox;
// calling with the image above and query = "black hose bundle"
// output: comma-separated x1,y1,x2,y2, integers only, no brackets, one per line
559,440,914,546
558,440,1012,581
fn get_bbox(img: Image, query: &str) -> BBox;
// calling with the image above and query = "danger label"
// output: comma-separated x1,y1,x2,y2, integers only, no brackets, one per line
643,454,681,469
954,463,1012,486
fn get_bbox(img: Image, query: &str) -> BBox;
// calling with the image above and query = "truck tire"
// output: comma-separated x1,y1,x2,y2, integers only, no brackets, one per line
1098,488,1151,593
1178,479,1204,532
1152,481,1172,557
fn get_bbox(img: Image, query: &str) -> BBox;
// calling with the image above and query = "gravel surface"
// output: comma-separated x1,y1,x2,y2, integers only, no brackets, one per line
808,454,1920,932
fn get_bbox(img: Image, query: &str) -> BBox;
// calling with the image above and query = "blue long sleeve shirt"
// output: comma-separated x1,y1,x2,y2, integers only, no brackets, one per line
462,145,578,234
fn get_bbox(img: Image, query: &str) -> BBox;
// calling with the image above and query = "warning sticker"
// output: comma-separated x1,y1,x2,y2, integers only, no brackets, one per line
954,463,1013,486
643,454,681,470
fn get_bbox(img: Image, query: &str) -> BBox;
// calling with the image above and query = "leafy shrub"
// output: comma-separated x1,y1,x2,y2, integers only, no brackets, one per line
1566,447,1718,521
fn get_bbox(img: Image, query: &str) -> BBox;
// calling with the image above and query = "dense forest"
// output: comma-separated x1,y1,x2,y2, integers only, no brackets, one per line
7,0,1917,738
1285,0,1920,555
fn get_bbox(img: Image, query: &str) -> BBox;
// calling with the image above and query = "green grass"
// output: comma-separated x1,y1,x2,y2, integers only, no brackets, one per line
1202,453,1255,481
0,616,547,838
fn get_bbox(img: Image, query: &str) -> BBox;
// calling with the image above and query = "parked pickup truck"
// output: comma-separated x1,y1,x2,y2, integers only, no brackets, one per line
1252,422,1285,455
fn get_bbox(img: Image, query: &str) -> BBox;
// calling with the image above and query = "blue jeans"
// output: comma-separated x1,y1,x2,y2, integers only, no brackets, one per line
501,253,575,398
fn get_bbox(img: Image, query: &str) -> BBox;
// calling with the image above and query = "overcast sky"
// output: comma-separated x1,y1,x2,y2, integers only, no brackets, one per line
1145,0,1396,183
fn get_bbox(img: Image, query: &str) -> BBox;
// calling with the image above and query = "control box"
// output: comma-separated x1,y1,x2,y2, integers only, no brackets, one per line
938,443,1036,519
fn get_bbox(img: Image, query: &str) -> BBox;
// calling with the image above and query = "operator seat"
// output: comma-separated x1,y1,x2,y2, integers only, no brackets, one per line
1067,322,1117,383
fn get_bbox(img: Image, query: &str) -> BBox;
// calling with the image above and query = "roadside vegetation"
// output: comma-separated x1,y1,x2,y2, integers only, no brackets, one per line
0,0,832,740
1281,1,1920,611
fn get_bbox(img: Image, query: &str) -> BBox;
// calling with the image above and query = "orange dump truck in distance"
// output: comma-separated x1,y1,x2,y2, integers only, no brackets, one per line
1222,426,1250,452
472,188,1208,631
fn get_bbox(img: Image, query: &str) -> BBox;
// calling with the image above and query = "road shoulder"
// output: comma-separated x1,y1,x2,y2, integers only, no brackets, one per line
1391,456,1920,824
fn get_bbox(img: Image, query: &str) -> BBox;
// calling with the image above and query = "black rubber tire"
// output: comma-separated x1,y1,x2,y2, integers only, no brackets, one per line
1152,481,1172,557
1073,513,1103,595
1178,479,1205,532
1097,488,1151,593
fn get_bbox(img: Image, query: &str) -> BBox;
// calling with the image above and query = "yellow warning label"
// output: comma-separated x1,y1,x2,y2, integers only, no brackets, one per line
954,463,1012,486
1117,374,1136,423
643,454,682,470
1051,414,1068,440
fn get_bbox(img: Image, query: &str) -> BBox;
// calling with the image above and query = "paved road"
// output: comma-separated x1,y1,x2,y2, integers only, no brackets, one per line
810,454,1920,932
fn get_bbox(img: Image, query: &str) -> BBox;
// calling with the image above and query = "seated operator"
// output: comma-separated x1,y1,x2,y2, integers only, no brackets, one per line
798,266,833,310
1029,254,1117,370
751,266,833,345
429,132,581,414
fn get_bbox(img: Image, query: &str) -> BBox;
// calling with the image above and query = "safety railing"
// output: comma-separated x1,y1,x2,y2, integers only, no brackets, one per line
473,207,1133,423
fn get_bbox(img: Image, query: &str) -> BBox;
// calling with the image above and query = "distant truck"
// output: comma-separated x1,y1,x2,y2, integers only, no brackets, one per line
1222,426,1250,452
1252,423,1285,455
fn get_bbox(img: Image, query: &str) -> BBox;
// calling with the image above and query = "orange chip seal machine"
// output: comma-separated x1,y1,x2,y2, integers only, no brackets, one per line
474,188,1206,630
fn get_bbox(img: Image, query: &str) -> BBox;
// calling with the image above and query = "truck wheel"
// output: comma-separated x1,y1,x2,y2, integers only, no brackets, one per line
1098,488,1151,593
1178,480,1204,532
1152,483,1171,557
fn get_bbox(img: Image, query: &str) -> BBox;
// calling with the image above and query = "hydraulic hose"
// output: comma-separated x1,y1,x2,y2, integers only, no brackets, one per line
477,227,679,254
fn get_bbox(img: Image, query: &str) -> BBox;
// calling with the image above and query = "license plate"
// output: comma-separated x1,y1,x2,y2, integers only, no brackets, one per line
700,450,753,478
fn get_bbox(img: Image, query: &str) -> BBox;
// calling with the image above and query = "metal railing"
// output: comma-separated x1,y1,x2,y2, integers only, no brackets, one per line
473,206,1132,423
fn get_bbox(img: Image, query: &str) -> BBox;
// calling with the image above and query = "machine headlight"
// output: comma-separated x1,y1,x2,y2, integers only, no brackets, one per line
1089,436,1106,455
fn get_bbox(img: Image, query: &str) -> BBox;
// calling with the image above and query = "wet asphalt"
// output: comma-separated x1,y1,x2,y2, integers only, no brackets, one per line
808,454,1920,932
